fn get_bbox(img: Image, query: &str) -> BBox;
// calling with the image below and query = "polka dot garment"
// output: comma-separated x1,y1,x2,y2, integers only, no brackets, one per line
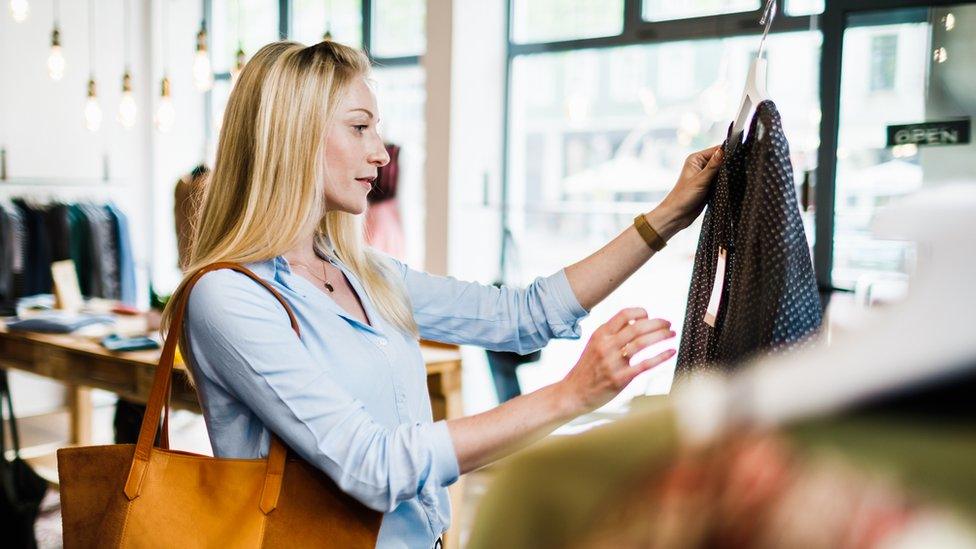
676,100,823,378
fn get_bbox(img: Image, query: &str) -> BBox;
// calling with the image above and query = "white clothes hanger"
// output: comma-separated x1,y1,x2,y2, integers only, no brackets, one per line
730,0,777,144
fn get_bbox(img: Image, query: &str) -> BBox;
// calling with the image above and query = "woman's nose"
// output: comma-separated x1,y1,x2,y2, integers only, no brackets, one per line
369,142,391,167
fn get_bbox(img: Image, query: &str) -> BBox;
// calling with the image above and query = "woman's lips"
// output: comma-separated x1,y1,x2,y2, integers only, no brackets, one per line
356,178,374,191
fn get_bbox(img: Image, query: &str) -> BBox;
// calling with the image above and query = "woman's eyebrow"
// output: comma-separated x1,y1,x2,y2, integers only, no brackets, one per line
347,108,374,119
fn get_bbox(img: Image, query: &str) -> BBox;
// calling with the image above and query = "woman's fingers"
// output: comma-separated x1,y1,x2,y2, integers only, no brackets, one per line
602,307,648,335
693,147,724,181
621,329,677,361
695,144,722,162
617,349,676,386
612,317,671,345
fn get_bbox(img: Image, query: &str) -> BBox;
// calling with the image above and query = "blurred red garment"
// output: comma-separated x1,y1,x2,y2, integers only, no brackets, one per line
365,144,406,260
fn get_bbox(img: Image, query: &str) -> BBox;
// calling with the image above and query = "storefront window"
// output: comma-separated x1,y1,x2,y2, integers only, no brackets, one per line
642,0,759,22
372,66,427,267
292,0,363,48
507,31,821,404
832,5,976,291
370,0,425,57
211,0,279,74
511,0,624,44
785,0,824,17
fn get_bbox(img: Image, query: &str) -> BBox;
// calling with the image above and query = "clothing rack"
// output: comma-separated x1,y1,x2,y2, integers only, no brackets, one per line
0,177,129,189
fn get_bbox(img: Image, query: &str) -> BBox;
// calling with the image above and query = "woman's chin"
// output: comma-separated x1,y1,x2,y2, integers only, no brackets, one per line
327,197,368,216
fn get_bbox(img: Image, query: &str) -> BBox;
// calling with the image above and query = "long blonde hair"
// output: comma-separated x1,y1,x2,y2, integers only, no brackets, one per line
163,40,418,349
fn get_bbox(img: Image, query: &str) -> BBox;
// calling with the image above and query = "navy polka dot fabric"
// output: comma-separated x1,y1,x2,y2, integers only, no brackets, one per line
676,100,823,377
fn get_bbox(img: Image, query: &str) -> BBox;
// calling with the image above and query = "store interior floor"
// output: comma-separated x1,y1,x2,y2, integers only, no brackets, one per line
13,402,492,549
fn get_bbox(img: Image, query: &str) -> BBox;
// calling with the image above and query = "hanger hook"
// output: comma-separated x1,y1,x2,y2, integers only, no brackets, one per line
757,0,778,60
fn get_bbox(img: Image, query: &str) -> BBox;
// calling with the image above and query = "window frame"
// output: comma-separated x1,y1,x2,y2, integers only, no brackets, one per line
503,0,975,293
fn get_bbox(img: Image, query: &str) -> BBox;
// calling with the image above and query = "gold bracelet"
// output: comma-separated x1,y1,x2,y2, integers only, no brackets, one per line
634,213,667,252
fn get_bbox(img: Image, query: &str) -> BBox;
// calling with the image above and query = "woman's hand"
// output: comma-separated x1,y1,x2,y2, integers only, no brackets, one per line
646,145,724,240
559,307,676,413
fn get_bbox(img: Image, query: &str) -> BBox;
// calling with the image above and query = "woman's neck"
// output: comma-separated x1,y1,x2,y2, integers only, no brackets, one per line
282,234,320,266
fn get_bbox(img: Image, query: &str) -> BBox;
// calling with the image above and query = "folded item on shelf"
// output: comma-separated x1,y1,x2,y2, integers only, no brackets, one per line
6,312,115,333
100,334,160,352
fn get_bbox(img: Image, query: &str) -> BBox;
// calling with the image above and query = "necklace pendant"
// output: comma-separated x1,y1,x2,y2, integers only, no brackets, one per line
324,282,335,292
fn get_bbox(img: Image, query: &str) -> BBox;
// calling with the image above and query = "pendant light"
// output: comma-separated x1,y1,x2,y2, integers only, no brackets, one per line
155,0,175,133
231,2,246,84
155,77,175,132
118,0,137,128
9,0,28,22
47,0,65,80
84,0,101,132
193,19,213,91
322,0,333,41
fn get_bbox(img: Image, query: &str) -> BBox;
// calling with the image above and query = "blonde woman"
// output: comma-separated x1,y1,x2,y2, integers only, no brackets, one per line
168,40,723,548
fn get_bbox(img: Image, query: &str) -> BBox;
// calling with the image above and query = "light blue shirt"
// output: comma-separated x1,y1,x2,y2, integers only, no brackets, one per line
183,253,588,548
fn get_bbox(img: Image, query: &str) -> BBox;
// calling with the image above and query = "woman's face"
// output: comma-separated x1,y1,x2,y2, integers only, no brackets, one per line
321,75,391,215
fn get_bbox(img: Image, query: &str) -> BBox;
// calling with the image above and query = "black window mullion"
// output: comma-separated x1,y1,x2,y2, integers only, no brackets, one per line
813,0,843,292
280,0,291,40
622,0,642,41
362,0,373,58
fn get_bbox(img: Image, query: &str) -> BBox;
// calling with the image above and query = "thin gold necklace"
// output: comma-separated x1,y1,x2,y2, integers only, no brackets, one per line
290,259,335,292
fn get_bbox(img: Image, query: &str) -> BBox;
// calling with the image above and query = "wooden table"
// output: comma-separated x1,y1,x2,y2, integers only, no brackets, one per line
0,318,465,548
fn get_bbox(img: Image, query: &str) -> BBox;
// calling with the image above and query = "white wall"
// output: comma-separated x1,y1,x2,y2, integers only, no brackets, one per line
0,0,206,416
425,0,508,413
149,0,209,293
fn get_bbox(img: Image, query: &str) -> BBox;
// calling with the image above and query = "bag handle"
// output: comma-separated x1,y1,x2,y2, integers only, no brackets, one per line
0,369,23,460
123,262,296,514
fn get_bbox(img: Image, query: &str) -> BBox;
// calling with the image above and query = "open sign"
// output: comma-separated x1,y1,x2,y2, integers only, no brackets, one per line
887,119,970,147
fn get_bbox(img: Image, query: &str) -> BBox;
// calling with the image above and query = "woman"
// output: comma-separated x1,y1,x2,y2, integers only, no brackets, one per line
167,40,723,548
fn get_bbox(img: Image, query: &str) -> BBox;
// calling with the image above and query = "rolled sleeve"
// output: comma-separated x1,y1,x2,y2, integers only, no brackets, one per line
385,257,589,353
541,268,589,337
185,270,460,513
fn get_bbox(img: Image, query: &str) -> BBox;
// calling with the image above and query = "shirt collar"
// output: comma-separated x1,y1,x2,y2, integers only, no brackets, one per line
261,255,386,337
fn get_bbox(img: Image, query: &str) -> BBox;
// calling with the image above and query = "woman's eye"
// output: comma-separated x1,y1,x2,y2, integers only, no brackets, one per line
353,124,368,133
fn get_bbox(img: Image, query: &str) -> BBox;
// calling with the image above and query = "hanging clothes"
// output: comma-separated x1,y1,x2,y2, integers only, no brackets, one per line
44,203,72,262
676,100,821,376
0,197,134,303
0,201,26,315
365,143,406,260
79,203,121,300
67,204,94,297
106,203,136,306
12,199,53,296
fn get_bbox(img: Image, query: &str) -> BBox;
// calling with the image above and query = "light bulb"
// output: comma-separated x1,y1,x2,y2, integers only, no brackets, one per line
193,51,213,91
48,27,65,81
10,0,29,22
118,70,137,128
231,45,246,85
48,45,65,80
119,92,137,128
193,23,213,91
154,77,175,133
84,79,102,132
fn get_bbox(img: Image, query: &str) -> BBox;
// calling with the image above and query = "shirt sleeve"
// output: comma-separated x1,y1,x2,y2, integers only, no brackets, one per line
385,257,590,354
184,269,460,513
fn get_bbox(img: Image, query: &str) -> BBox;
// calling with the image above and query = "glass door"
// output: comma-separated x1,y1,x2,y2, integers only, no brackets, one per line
830,4,976,292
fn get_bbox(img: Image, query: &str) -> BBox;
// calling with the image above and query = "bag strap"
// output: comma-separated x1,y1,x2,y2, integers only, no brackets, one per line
123,262,297,514
0,369,22,460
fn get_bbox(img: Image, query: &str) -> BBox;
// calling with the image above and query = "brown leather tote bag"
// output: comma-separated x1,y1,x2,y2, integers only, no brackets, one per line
57,263,382,548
